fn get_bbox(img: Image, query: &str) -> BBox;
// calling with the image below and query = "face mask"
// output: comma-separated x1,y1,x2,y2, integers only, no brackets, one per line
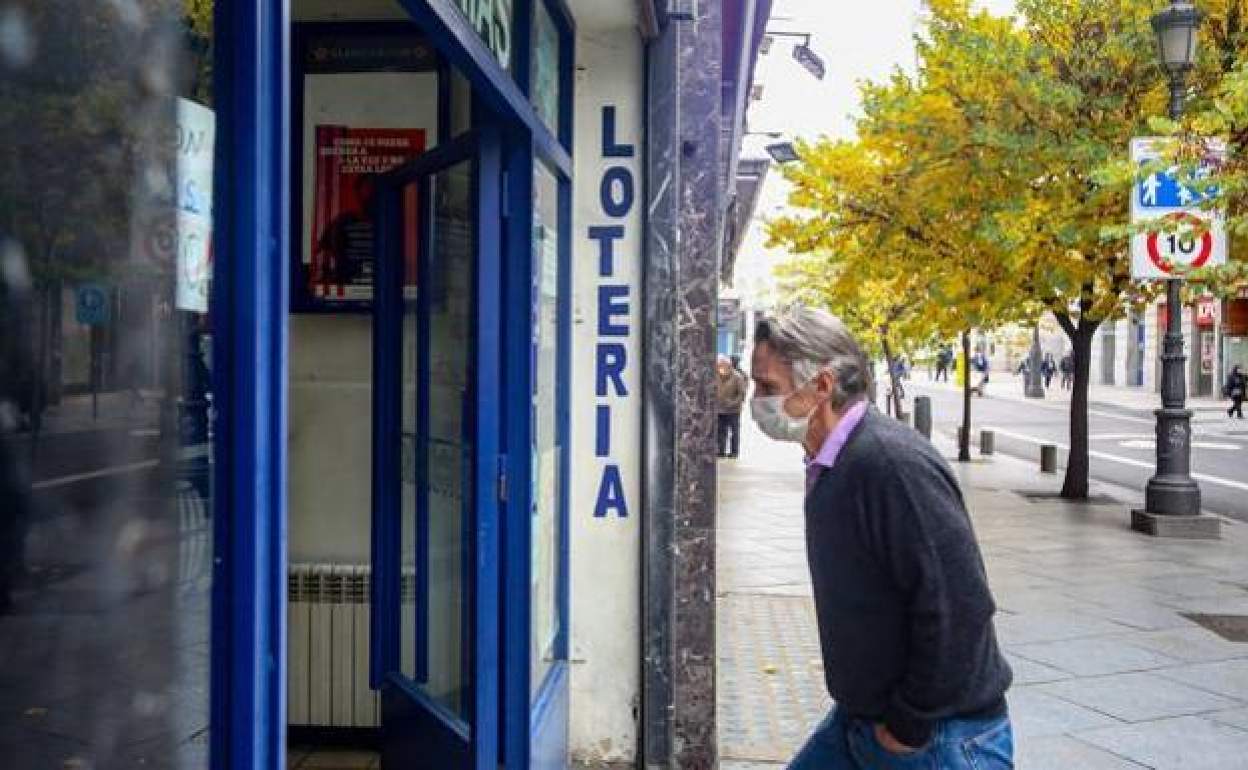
751,388,817,444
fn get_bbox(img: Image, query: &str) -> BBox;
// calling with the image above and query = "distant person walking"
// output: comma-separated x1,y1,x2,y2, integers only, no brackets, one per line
934,345,952,382
1059,352,1074,390
972,350,990,397
1042,352,1057,389
749,307,1014,769
1227,365,1246,420
716,355,748,458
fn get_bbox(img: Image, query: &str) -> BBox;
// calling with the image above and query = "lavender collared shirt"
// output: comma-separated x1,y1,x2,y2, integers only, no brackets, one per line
805,399,869,494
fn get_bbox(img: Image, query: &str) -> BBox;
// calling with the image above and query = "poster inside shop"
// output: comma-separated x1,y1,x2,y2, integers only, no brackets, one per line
309,126,425,303
293,25,439,312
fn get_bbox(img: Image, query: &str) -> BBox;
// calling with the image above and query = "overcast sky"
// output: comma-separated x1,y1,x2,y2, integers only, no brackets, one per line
735,0,1017,301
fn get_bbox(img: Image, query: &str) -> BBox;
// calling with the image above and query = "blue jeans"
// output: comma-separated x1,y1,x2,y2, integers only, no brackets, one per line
787,707,1014,769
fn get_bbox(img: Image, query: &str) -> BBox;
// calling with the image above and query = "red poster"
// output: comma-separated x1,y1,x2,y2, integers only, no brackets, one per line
310,126,426,303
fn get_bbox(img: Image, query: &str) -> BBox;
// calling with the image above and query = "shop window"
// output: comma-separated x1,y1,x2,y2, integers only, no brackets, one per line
531,1,560,135
0,2,216,766
531,161,561,696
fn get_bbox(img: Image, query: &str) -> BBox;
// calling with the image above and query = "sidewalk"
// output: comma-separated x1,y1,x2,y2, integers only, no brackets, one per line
916,371,1235,419
716,416,1248,769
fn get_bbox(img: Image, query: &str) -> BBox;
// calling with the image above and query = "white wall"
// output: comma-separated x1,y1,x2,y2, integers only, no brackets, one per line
568,27,645,765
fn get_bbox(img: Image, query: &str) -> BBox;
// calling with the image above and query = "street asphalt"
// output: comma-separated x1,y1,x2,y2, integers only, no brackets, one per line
909,381,1248,523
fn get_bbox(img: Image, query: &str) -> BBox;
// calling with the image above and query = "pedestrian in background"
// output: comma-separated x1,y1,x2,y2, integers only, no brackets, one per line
749,307,1013,770
1042,352,1056,389
1059,352,1074,390
716,355,748,458
1227,364,1246,420
972,349,990,397
935,345,952,382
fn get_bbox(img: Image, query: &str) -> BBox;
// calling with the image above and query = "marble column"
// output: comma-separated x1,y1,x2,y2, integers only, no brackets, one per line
641,4,722,769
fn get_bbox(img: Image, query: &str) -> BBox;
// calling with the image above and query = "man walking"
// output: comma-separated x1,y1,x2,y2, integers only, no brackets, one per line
1227,364,1246,420
1059,351,1074,390
934,345,951,382
749,307,1013,769
716,355,748,458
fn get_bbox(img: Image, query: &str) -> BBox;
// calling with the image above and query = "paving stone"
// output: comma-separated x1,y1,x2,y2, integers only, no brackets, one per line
1038,672,1242,722
1006,687,1122,738
1005,653,1074,685
1075,715,1248,770
1207,707,1248,732
1157,659,1248,701
1011,637,1182,677
1137,575,1248,600
995,610,1135,645
1081,601,1198,632
1113,627,1248,664
1013,734,1149,769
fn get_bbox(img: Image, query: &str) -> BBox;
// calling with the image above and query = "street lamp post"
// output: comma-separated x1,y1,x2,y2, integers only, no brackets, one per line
1133,0,1219,538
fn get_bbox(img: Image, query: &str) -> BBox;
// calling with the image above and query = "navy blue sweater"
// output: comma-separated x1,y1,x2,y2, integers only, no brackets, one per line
804,408,1011,747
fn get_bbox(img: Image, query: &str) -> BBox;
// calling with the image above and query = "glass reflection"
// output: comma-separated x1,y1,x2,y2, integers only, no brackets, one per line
0,2,214,767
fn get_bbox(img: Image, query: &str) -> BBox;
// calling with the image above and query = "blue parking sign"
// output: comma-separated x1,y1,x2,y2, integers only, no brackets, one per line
76,283,110,326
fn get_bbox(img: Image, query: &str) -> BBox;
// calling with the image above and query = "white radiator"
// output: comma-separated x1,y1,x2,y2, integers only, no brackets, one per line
287,564,380,728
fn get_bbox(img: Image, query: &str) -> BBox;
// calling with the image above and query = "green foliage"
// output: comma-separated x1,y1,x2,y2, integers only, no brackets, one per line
764,0,1248,497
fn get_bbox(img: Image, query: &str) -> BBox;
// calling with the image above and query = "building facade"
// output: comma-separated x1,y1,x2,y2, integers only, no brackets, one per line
0,1,769,768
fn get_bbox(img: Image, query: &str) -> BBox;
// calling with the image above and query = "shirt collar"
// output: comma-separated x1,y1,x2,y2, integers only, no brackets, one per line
808,398,869,471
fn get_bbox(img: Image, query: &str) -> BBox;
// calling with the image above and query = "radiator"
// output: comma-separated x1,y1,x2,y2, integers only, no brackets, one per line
288,564,418,728
287,564,378,728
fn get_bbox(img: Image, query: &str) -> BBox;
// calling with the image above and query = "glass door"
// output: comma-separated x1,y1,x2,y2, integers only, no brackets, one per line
371,129,502,770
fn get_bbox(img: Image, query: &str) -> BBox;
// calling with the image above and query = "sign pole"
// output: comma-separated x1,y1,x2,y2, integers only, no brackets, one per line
1132,53,1218,538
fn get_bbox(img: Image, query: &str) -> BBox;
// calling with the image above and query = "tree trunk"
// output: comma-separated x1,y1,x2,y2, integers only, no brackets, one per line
1060,320,1098,500
960,330,972,462
881,333,905,420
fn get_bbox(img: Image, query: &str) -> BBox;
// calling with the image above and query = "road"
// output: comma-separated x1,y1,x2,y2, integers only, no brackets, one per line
908,381,1248,522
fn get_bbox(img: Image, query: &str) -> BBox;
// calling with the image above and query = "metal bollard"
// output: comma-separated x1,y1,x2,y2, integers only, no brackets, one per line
914,396,932,439
1040,444,1057,473
980,430,995,456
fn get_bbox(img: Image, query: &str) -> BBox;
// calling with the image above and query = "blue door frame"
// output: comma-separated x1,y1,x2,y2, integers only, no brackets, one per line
209,2,289,769
208,1,575,767
371,129,502,770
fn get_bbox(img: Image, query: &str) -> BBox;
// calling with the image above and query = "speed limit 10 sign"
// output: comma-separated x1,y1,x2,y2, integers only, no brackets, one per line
1132,210,1226,279
1130,137,1227,280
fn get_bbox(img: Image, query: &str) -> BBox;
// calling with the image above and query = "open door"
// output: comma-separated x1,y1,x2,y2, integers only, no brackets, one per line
371,128,502,770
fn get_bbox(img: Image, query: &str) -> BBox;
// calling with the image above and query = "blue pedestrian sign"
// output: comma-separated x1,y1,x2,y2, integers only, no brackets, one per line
1136,169,1215,209
75,283,110,326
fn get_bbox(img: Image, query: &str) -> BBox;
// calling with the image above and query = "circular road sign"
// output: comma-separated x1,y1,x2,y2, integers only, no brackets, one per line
1147,212,1214,274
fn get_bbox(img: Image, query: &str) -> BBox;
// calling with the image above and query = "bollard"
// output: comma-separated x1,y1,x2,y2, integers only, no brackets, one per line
914,396,932,439
1040,444,1057,473
980,430,995,456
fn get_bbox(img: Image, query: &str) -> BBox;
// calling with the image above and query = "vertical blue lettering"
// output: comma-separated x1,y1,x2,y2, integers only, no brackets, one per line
594,465,629,518
600,167,634,218
588,225,625,276
598,286,630,336
601,106,635,158
596,343,628,397
596,404,611,457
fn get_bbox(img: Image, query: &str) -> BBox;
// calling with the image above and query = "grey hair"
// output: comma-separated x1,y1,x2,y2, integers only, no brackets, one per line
754,306,875,408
